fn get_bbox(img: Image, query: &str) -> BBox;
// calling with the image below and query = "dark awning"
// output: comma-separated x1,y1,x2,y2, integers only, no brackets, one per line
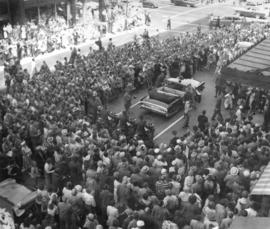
221,38,270,90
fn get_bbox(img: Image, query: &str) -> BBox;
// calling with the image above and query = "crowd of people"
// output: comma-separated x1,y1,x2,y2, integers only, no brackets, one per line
0,2,144,65
0,19,270,229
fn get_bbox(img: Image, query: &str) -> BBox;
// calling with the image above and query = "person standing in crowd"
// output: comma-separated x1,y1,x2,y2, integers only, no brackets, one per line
167,18,171,30
215,75,222,98
197,110,208,133
44,158,54,189
145,12,151,26
107,38,113,51
263,99,270,131
183,100,191,128
211,94,223,121
95,37,103,51
123,87,132,112
216,16,221,29
235,105,243,122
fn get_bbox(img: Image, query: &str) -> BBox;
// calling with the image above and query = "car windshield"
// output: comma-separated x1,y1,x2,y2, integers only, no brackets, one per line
166,82,186,91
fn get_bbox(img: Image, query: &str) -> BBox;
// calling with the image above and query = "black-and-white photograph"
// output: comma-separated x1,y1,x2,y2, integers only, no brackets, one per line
0,0,270,229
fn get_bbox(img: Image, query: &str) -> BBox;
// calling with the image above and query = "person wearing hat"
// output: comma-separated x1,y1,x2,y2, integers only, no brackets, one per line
163,189,178,213
83,213,99,229
236,105,243,122
82,187,96,213
183,100,191,128
197,110,208,133
136,220,145,228
123,87,132,112
224,167,241,192
169,130,179,146
58,198,72,229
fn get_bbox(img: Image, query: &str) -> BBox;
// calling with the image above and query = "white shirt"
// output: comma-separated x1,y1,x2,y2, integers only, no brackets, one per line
82,189,96,207
246,208,257,217
44,163,53,174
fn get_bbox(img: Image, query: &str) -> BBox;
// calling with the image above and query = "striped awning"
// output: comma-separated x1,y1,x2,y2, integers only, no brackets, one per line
251,162,270,196
221,38,270,90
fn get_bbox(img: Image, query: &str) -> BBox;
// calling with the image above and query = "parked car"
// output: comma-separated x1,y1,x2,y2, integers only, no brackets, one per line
209,15,245,28
246,0,264,6
235,7,267,19
165,78,205,103
142,0,158,8
140,87,185,117
173,0,200,7
0,179,37,218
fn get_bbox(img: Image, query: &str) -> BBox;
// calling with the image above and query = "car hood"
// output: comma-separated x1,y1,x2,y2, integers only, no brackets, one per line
0,179,37,215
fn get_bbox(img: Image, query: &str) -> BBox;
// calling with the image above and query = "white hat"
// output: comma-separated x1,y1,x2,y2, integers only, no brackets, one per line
161,168,167,175
7,151,13,157
157,155,162,160
154,148,160,154
61,129,68,135
176,139,182,144
166,147,172,153
239,198,248,205
75,185,82,192
137,220,145,227
230,167,239,176
141,166,149,173
169,167,176,173
119,152,125,157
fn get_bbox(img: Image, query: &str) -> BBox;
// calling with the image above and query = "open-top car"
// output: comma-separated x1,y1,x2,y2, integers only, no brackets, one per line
140,86,185,117
140,77,205,117
0,179,37,218
165,78,205,103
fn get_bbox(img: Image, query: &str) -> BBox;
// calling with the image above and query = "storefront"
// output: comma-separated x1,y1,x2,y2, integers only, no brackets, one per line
221,38,270,90
5,0,79,25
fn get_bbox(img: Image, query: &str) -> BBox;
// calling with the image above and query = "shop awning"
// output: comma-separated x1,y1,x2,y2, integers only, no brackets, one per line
221,38,270,90
251,162,270,196
229,217,270,229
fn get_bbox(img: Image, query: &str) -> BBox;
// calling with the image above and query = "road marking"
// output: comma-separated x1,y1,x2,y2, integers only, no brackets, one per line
154,115,184,140
131,101,141,109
